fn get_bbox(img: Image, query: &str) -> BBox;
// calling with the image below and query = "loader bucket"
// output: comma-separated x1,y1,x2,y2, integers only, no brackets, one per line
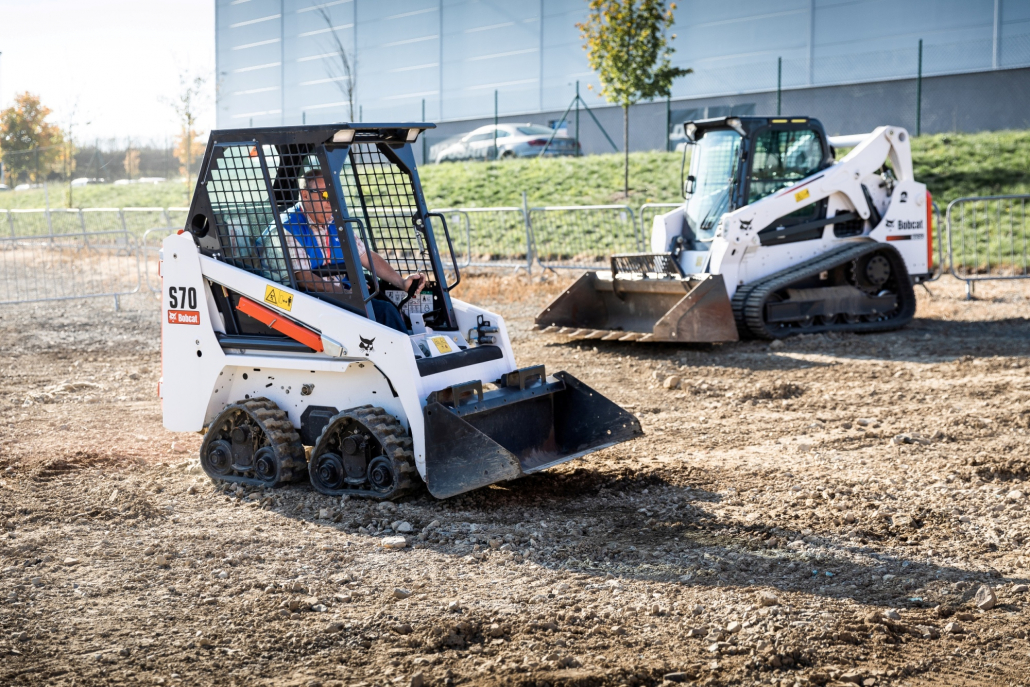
423,370,641,499
535,272,739,343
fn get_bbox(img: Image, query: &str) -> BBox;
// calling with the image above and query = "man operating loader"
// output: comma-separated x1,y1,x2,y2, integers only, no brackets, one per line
278,168,426,332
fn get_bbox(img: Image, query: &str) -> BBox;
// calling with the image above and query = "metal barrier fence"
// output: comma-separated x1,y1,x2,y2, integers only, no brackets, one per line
431,207,532,272
0,229,142,307
639,203,682,252
531,205,641,269
946,194,1030,298
3,197,1027,307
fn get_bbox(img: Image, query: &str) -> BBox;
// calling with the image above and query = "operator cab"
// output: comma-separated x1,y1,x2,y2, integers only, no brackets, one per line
679,116,836,253
182,124,479,368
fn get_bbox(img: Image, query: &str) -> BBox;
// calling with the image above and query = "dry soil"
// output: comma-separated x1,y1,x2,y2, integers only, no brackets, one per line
1,274,1029,687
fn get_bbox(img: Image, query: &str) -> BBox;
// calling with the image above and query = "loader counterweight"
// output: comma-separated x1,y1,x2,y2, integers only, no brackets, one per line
161,123,641,500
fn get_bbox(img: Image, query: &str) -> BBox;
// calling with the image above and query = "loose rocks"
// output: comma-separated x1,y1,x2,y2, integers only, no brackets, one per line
382,536,407,549
975,585,997,610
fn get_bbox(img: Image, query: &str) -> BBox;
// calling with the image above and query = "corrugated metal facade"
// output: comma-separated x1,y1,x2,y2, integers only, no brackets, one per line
216,0,1030,128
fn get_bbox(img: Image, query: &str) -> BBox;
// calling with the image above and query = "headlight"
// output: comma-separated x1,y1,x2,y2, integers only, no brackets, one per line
332,129,355,144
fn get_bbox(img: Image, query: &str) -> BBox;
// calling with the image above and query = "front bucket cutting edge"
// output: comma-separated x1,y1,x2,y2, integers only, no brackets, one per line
535,272,739,343
423,371,641,499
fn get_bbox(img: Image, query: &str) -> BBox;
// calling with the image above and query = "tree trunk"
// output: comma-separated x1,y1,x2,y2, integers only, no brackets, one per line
623,105,629,198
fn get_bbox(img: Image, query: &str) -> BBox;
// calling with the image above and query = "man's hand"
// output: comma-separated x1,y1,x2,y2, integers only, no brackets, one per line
403,273,427,297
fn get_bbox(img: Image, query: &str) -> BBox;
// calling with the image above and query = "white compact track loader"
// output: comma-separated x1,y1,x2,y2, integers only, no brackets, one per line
536,116,935,341
161,124,641,499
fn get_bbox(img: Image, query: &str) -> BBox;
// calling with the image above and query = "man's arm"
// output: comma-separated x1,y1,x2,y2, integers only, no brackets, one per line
294,270,345,293
360,251,426,295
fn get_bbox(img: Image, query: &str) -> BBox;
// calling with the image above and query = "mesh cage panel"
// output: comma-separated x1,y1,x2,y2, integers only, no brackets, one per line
205,144,291,285
338,143,434,281
611,253,684,278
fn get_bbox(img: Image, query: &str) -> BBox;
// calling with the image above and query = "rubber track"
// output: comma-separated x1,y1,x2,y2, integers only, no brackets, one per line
740,242,916,340
200,397,306,488
309,405,419,501
730,280,762,339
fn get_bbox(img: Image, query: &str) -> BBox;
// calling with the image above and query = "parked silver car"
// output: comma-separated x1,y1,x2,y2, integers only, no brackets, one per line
431,124,579,163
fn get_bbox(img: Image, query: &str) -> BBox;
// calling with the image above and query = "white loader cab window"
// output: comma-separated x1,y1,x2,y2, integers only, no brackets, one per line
748,129,824,203
684,129,742,245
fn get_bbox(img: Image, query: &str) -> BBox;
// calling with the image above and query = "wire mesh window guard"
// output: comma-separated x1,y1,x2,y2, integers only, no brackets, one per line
205,144,290,286
338,143,436,280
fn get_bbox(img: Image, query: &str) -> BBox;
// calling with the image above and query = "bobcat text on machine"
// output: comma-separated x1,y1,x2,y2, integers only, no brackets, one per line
161,124,641,499
536,116,935,341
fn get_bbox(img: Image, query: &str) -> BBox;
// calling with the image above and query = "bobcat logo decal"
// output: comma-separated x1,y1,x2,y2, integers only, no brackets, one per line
885,219,895,228
739,218,752,232
359,335,375,354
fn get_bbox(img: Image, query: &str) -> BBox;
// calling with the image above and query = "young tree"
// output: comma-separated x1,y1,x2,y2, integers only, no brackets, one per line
0,92,66,185
578,1,690,196
316,6,357,121
124,145,140,180
174,127,206,178
165,72,207,198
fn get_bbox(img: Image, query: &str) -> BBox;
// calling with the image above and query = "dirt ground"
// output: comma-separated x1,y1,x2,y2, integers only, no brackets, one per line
1,273,1029,687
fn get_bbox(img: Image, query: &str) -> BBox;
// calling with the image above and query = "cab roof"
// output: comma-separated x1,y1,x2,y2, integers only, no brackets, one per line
685,116,820,142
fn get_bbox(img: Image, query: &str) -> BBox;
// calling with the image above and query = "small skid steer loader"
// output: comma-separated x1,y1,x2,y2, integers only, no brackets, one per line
161,124,640,499
536,117,935,341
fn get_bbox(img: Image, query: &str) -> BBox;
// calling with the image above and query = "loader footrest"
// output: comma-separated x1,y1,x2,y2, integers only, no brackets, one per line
217,333,315,354
416,344,503,377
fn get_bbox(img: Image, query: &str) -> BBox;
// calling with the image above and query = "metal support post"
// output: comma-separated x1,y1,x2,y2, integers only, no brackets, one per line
421,99,427,164
665,95,671,152
916,39,923,136
522,191,533,276
777,57,782,116
493,90,498,161
575,81,580,157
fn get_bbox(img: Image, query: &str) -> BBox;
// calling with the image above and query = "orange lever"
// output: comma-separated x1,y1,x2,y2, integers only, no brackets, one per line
236,297,324,352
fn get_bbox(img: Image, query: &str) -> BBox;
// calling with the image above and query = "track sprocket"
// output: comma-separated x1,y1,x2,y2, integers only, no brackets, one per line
199,397,305,488
309,405,419,501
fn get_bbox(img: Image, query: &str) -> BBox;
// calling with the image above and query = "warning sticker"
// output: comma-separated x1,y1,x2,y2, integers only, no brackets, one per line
385,289,434,315
430,336,452,354
168,310,200,325
264,285,294,311
794,188,811,203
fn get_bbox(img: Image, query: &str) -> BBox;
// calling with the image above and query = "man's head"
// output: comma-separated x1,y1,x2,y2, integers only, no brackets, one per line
298,168,332,225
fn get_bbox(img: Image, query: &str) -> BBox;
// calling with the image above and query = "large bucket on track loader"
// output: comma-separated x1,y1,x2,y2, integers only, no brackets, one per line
535,255,739,343
423,368,641,499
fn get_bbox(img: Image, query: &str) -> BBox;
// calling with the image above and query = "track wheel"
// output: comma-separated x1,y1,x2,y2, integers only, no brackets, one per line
200,397,305,488
309,405,418,500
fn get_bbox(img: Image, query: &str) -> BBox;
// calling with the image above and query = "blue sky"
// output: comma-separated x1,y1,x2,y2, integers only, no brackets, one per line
0,0,215,145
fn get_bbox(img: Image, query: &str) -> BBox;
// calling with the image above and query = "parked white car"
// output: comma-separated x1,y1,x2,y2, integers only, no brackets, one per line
432,124,579,163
